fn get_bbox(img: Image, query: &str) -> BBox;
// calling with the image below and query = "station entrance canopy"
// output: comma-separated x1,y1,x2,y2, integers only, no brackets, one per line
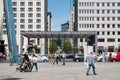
21,31,97,53
21,31,97,38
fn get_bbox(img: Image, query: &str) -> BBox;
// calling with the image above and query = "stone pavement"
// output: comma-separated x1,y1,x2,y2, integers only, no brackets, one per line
0,62,120,80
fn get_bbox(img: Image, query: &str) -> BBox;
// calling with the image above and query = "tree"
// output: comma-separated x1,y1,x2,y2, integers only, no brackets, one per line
49,41,58,54
62,41,72,53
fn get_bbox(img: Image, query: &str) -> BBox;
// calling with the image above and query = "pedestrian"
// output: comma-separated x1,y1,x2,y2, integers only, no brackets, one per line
86,52,97,76
55,53,59,65
62,52,66,65
30,53,38,71
51,54,55,64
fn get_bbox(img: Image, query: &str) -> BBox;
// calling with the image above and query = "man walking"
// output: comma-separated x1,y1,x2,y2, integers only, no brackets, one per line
86,52,97,76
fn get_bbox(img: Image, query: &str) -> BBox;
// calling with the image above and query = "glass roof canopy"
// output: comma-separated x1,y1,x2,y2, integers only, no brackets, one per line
21,31,97,38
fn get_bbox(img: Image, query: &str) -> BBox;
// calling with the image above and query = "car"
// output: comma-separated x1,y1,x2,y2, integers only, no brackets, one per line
65,54,74,59
36,54,49,62
97,52,110,62
29,54,49,62
109,52,120,62
73,54,84,62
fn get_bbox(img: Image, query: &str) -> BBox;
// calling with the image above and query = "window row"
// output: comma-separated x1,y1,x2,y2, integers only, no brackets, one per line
13,8,41,12
97,31,120,35
13,2,41,6
79,2,120,7
79,9,120,14
3,19,41,24
79,24,120,28
80,38,120,42
98,38,120,42
3,24,41,30
79,17,118,21
13,13,41,17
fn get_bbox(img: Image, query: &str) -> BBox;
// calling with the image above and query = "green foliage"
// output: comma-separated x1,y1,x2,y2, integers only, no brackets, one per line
49,41,58,54
62,41,72,53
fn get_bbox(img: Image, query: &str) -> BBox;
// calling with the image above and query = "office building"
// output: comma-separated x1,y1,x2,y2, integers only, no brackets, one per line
1,0,48,55
73,0,120,53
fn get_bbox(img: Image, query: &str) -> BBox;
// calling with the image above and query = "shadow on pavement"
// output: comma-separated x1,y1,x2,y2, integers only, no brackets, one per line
0,78,22,80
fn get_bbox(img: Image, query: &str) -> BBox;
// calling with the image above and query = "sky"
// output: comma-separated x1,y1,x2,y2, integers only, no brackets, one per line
48,0,73,31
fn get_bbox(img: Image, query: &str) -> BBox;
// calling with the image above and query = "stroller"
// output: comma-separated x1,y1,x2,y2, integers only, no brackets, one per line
19,60,31,72
16,54,31,72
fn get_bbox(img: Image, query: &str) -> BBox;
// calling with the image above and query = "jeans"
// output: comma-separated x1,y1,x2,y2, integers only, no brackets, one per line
86,64,96,75
31,62,38,71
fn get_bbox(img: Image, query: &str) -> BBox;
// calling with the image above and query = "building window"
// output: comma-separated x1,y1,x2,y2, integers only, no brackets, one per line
28,25,33,29
36,2,41,6
37,38,40,45
3,25,6,29
102,3,105,6
102,10,105,14
107,17,110,21
107,24,110,28
112,17,115,21
97,3,100,6
97,32,99,35
102,31,105,35
36,13,41,17
13,2,17,6
102,17,105,21
98,38,104,42
3,30,7,34
97,24,99,28
118,17,120,21
13,13,17,17
20,13,25,17
36,25,41,29
102,24,105,28
20,25,25,29
28,2,33,6
107,3,110,6
20,19,25,23
14,25,17,29
97,10,99,14
36,8,41,12
28,8,33,12
112,24,115,28
118,31,120,35
112,3,115,6
80,39,83,42
118,24,120,28
112,31,115,35
20,8,25,12
14,19,17,23
28,19,33,23
107,38,115,42
112,10,115,14
13,8,17,12
107,10,110,14
118,10,120,13
118,3,120,6
97,17,99,21
36,19,41,23
20,2,25,6
118,38,120,42
28,13,33,17
107,31,110,35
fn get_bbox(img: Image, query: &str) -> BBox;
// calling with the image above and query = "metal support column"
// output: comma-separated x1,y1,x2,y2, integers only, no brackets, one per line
3,0,18,64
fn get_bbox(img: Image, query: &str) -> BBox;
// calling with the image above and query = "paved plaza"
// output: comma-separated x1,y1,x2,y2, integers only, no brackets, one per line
0,62,120,80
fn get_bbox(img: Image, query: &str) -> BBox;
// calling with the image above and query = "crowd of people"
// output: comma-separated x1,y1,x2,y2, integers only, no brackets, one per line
17,51,98,76
48,51,66,65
